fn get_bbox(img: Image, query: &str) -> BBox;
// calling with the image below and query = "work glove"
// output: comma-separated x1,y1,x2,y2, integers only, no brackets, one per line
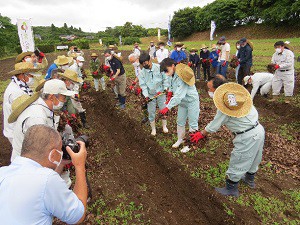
165,91,173,104
129,85,134,90
92,71,98,75
222,61,227,67
132,81,137,86
39,52,45,58
159,107,169,115
202,59,207,63
145,97,150,102
110,77,115,81
135,87,142,95
274,64,280,70
209,59,213,63
188,62,192,67
156,92,162,95
190,131,205,143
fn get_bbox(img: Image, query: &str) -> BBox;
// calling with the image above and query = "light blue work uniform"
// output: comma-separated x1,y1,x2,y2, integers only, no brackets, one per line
205,106,265,182
0,156,84,225
139,63,169,122
167,73,200,130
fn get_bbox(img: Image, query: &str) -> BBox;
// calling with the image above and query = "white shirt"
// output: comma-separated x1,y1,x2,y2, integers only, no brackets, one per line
133,48,141,57
156,48,169,63
249,73,274,99
219,43,230,61
0,156,84,225
12,98,55,161
69,62,83,78
132,62,141,77
271,49,294,72
3,81,26,140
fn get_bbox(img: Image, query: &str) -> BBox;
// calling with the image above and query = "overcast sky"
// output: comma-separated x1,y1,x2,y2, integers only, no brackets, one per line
2,0,214,32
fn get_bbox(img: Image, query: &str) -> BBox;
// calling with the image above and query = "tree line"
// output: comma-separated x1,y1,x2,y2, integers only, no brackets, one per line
171,0,300,39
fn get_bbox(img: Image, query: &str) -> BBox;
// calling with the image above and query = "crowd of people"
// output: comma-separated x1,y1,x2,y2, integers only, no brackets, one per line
0,35,296,223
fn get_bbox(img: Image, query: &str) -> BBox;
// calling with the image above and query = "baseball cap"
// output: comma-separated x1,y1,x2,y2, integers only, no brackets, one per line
76,56,85,62
243,75,251,84
43,79,76,96
219,36,226,43
239,38,247,44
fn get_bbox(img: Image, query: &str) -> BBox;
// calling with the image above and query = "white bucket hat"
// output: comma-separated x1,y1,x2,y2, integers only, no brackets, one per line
76,56,85,62
43,79,76,96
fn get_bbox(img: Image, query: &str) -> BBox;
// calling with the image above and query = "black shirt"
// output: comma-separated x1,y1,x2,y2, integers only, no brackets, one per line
109,57,125,76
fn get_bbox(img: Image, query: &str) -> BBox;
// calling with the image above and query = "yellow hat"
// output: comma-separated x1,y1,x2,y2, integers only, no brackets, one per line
211,44,217,49
8,62,40,76
54,55,73,66
58,69,83,84
8,92,40,123
91,53,98,57
213,83,253,118
15,52,34,63
35,79,46,92
175,63,195,86
201,44,208,49
69,53,77,58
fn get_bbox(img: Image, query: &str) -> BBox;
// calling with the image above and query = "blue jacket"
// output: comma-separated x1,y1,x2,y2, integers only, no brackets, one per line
45,63,58,79
209,51,219,68
170,50,187,63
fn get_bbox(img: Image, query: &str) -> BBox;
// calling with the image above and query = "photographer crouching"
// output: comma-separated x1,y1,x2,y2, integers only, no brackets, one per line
0,124,87,224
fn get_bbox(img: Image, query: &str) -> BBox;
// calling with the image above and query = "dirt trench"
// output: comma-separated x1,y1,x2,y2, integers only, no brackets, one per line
82,91,254,225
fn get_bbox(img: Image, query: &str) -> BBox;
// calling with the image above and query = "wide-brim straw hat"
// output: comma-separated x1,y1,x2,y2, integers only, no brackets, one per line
201,44,208,49
211,44,217,49
8,62,40,76
247,41,254,50
8,92,40,123
35,79,46,92
175,42,184,47
15,52,34,63
58,69,83,83
190,48,198,52
91,53,98,57
54,55,73,66
175,63,195,86
69,53,78,58
213,83,253,118
108,45,118,50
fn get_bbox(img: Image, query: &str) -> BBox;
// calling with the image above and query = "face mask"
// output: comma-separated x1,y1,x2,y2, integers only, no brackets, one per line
111,51,115,55
143,64,150,69
67,82,75,90
160,46,164,50
25,58,32,63
191,53,195,55
48,149,63,166
275,48,282,53
237,46,240,49
176,47,181,51
106,56,112,61
203,49,207,53
150,44,154,47
26,77,34,86
132,62,140,67
53,96,65,111
78,62,83,68
208,91,214,98
61,65,69,71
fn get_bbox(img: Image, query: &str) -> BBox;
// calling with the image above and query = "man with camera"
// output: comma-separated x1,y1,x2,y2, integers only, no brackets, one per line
0,124,87,224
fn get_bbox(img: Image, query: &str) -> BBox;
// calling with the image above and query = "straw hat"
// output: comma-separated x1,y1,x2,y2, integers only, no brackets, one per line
91,53,98,57
8,62,40,76
190,48,198,52
213,83,253,118
58,69,83,83
8,92,40,123
175,63,195,86
69,53,78,58
201,44,208,49
284,41,294,52
108,45,118,50
211,44,217,49
54,55,73,66
175,42,184,47
35,79,46,92
15,52,34,63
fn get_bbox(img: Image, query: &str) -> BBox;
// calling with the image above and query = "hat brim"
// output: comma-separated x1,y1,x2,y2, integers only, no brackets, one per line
176,64,195,86
58,72,83,84
15,52,34,63
35,79,46,92
284,43,294,52
8,92,40,123
213,83,253,118
8,68,41,76
54,57,73,66
61,89,76,97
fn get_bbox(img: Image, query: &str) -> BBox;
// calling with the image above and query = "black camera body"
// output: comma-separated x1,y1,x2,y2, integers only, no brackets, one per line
62,134,89,160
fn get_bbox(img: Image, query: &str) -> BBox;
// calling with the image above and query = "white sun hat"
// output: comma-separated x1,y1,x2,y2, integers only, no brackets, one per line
43,79,76,96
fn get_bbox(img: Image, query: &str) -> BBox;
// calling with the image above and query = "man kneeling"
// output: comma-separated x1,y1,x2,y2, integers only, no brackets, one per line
0,124,87,224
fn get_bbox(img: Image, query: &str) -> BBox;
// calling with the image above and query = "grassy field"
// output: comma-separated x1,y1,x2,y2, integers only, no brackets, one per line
90,37,300,72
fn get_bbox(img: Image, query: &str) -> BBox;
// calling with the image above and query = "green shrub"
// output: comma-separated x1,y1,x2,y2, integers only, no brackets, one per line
123,37,141,45
15,46,22,54
101,37,119,46
36,44,55,53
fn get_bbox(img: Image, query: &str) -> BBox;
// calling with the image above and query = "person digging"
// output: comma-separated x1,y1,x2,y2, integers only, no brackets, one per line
189,82,265,197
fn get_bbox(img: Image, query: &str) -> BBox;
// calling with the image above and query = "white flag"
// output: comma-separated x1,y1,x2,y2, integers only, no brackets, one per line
210,21,216,41
158,28,161,41
17,19,35,52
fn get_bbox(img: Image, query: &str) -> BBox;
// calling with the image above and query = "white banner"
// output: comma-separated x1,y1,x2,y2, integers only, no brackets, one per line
158,28,161,41
210,20,216,41
17,19,35,52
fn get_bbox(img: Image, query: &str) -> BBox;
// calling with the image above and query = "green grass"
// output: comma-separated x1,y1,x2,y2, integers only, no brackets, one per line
88,193,149,225
277,122,300,142
0,79,12,111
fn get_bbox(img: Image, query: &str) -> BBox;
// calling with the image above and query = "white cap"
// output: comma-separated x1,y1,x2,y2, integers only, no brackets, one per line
43,79,76,96
243,75,251,84
76,56,85,62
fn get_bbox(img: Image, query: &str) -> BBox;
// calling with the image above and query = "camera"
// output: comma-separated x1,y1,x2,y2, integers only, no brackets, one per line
62,134,89,160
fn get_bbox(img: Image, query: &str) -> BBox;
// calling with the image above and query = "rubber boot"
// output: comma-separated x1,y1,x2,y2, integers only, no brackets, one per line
79,112,90,129
241,172,256,188
284,96,292,104
100,77,106,91
162,119,168,133
180,146,191,153
269,95,279,102
150,121,156,136
119,96,126,109
215,179,239,197
172,126,185,148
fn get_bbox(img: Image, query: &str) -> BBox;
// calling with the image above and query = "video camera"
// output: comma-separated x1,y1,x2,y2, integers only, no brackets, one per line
62,134,89,160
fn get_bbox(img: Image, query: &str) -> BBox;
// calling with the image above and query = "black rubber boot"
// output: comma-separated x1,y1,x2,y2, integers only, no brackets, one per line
215,179,239,197
79,112,90,129
241,172,256,188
